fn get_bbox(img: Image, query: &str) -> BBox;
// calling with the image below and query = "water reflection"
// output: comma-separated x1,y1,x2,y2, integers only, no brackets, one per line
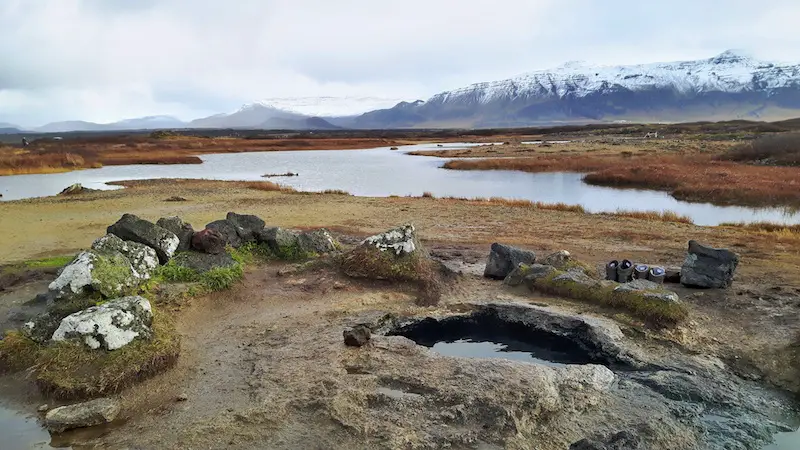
0,143,797,226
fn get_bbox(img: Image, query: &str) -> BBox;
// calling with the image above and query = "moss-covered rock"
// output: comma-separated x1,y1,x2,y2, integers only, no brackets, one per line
52,296,154,351
48,250,142,301
522,265,688,326
91,234,159,280
36,309,180,399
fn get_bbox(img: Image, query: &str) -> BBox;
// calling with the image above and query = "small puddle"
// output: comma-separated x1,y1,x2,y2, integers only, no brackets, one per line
0,403,57,449
764,429,800,449
430,338,573,367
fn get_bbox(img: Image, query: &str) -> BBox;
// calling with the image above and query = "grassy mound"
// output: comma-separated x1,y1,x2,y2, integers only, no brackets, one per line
341,242,445,307
35,310,180,399
522,265,688,326
0,331,40,373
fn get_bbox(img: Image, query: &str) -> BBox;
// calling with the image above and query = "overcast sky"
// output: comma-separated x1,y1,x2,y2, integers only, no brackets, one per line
2,0,799,127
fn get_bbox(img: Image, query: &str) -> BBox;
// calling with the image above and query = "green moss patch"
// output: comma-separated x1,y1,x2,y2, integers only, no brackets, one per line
35,309,180,399
529,269,688,326
23,255,74,269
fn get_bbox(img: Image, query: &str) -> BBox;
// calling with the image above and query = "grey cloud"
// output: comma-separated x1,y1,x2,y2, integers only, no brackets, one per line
1,0,799,126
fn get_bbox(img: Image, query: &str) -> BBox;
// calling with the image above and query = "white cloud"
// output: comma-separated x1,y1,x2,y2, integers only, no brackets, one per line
1,0,799,126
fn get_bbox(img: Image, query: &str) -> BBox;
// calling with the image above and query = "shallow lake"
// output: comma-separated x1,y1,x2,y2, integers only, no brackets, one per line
0,143,797,226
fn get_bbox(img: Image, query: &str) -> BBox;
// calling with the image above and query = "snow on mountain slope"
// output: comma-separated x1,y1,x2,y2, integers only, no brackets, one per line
428,50,800,105
250,97,409,117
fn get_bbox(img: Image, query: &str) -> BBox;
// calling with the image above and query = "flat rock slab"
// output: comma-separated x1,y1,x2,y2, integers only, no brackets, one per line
45,398,120,433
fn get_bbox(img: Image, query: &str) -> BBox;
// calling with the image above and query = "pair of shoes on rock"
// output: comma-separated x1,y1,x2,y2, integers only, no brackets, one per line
606,259,633,282
606,260,666,284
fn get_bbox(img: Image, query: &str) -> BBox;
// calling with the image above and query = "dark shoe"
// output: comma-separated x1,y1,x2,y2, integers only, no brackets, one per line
605,260,619,281
634,264,649,279
617,259,634,283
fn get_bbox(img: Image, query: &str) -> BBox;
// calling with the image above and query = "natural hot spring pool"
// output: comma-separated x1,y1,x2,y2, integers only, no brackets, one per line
388,308,607,368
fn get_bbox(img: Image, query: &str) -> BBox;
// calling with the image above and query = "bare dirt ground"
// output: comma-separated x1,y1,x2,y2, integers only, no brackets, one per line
1,180,800,448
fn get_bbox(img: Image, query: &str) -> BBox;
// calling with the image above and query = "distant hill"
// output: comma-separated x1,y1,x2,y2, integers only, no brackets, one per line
261,116,342,130
0,127,23,134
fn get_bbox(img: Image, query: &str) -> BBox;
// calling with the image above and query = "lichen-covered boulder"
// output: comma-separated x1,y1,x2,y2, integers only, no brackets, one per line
191,228,226,254
107,214,179,264
171,251,238,274
48,250,140,300
342,224,424,280
258,227,300,257
51,296,153,350
681,240,740,289
613,279,680,303
91,234,158,279
44,398,120,433
206,219,242,248
484,243,536,279
226,212,265,244
298,228,340,255
156,216,194,252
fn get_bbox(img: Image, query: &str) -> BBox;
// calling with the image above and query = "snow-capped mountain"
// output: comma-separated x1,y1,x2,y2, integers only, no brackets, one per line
355,50,800,128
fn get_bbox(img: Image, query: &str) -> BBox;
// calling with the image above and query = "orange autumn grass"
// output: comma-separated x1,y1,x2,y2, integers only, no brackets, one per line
443,154,800,208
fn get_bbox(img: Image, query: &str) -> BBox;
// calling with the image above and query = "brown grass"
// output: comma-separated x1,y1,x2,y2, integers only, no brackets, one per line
720,132,800,166
321,189,351,195
720,222,800,234
608,210,694,224
242,181,298,193
444,154,800,208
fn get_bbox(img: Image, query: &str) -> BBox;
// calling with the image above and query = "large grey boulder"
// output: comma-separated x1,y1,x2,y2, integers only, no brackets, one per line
107,214,179,264
51,296,153,350
298,228,340,255
681,240,740,289
226,212,266,244
258,227,300,256
91,234,158,279
206,219,243,248
44,398,120,433
614,279,680,303
156,216,194,252
48,250,141,300
484,243,536,279
171,251,238,274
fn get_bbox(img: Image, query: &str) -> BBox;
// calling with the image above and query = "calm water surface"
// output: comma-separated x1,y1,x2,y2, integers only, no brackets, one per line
0,143,797,226
0,403,54,449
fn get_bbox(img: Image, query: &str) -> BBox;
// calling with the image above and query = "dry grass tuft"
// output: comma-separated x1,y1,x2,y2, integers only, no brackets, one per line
0,331,40,373
242,181,298,193
720,221,800,234
610,210,694,224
